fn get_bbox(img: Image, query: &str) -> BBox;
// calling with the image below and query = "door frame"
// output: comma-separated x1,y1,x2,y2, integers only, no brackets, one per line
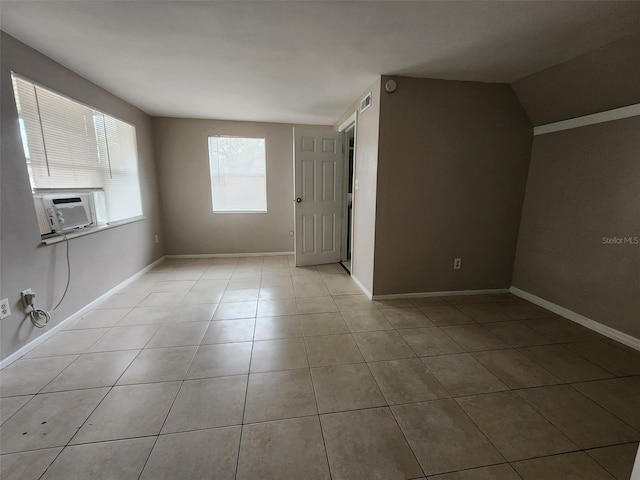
338,112,357,272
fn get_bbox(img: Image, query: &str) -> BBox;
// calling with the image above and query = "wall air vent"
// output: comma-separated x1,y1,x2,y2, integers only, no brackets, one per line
359,92,372,113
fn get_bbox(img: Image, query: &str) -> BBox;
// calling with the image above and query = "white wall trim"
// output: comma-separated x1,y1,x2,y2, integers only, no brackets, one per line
510,286,640,352
631,443,640,480
351,274,373,300
372,288,509,301
534,103,640,136
0,256,166,369
338,111,357,132
166,252,294,259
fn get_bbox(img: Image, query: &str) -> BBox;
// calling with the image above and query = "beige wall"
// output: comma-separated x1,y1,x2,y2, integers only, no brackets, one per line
373,76,532,295
512,33,640,339
513,117,640,338
0,33,163,361
154,118,328,255
512,32,640,126
333,79,381,295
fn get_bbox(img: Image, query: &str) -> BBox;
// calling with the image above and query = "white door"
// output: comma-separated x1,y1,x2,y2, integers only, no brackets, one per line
294,128,344,267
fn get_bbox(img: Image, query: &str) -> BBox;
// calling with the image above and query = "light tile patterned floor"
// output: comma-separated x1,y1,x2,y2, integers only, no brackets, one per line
1,256,639,479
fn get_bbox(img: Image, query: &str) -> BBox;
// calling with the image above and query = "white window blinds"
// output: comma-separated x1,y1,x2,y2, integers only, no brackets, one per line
12,74,143,223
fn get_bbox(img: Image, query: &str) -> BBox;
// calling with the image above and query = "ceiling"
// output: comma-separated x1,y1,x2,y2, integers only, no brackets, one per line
2,1,640,125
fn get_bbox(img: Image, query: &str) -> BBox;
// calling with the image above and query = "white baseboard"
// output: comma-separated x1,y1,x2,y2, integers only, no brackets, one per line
351,275,373,300
166,252,294,259
510,286,640,352
0,256,167,369
372,288,509,301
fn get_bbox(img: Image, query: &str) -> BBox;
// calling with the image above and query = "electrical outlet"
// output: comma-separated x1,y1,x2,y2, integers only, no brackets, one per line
289,231,294,236
154,234,159,244
21,289,34,307
0,298,11,319
453,258,462,270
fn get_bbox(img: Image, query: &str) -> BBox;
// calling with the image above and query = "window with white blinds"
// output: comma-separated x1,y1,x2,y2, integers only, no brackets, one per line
12,73,143,224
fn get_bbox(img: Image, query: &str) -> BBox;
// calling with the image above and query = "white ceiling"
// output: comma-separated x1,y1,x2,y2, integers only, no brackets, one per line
2,1,640,125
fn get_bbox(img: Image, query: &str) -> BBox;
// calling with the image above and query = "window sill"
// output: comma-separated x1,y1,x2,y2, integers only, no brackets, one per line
40,216,145,245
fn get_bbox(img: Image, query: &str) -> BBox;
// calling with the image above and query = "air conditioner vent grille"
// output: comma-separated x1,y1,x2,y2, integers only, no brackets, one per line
359,92,372,113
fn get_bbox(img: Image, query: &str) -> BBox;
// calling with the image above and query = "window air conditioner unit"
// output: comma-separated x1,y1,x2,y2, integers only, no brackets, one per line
34,191,96,235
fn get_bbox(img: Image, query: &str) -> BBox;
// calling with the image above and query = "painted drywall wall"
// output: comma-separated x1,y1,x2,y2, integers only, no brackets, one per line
512,31,640,126
373,76,532,295
154,118,328,255
513,117,640,338
333,80,382,296
512,32,640,340
0,32,163,361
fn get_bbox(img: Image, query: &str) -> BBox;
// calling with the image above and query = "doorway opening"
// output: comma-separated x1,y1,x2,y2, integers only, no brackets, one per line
292,122,355,271
340,123,356,273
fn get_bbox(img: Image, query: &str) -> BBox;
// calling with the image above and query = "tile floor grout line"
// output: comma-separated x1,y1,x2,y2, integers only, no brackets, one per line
21,355,82,398
133,319,204,479
568,373,640,385
33,447,67,480
439,395,515,471
234,320,257,480
420,459,526,479
16,432,160,451
515,343,622,380
515,384,640,448
359,347,428,479
0,397,36,426
17,327,111,363
5,362,635,401
565,381,640,435
453,392,593,463
468,349,566,390
584,441,640,480
560,343,630,378
33,382,118,479
38,350,142,395
389,402,491,478
12,423,634,460
135,378,185,479
417,360,455,400
507,445,622,465
350,324,432,479
301,328,334,480
8,320,146,473
4,349,634,393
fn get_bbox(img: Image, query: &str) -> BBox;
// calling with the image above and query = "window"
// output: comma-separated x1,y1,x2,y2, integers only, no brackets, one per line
208,136,267,212
12,73,143,231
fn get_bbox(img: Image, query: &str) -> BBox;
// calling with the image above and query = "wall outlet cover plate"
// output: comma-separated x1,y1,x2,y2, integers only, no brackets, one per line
0,298,11,319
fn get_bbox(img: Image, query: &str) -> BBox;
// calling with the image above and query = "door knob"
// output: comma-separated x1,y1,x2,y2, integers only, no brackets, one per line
296,198,302,203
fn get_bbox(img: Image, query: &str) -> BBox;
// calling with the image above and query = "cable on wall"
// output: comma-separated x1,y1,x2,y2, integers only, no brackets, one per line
50,235,71,313
26,303,50,328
